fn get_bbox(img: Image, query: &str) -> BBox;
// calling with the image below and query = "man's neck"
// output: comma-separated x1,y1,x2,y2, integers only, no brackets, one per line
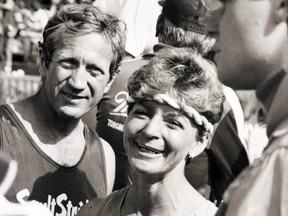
12,93,86,166
13,90,82,144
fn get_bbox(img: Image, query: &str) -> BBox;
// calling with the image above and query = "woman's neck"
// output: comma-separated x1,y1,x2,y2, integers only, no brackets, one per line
123,174,203,216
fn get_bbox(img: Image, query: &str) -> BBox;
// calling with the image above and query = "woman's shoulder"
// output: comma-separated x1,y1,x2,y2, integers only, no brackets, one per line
78,187,130,216
77,197,105,216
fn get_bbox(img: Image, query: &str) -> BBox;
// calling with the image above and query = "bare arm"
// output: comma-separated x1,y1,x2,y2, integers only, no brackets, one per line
100,138,115,194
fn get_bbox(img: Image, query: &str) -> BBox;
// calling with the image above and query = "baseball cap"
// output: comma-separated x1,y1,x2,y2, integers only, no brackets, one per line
159,0,213,34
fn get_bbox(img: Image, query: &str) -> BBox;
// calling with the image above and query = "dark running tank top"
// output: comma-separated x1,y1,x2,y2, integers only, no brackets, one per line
0,104,107,216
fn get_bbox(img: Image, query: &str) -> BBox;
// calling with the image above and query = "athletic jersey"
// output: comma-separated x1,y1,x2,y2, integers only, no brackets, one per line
96,57,150,190
93,0,161,57
0,104,107,216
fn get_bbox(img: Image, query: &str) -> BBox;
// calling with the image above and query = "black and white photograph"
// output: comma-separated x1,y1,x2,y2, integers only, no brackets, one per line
0,0,287,215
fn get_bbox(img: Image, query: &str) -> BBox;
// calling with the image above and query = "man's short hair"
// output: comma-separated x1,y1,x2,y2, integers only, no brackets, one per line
39,4,127,80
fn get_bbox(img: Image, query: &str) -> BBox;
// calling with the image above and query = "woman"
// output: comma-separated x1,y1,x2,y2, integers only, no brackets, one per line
79,47,225,216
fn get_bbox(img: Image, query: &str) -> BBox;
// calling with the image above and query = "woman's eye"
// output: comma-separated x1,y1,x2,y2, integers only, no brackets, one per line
132,108,149,118
134,110,147,116
167,120,183,129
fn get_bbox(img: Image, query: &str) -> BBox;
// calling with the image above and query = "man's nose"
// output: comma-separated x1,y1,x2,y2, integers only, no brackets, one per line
68,66,87,90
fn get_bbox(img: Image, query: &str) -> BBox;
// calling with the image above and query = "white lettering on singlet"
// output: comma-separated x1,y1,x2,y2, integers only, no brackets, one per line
16,189,89,216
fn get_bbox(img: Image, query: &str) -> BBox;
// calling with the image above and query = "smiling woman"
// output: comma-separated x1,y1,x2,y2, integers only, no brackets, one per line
78,47,225,216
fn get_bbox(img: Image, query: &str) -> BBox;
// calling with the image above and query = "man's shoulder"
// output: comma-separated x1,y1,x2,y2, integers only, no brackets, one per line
0,104,9,116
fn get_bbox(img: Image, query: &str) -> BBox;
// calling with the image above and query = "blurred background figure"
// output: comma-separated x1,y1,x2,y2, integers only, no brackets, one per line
19,1,50,62
205,0,288,215
93,0,161,59
236,90,268,162
0,0,16,73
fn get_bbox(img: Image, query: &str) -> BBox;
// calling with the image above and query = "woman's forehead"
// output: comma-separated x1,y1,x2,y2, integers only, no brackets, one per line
136,100,185,116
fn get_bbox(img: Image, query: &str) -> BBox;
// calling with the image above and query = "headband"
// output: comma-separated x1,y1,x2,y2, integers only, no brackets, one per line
127,93,214,134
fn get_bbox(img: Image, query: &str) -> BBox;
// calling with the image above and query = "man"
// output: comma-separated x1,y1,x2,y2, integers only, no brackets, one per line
206,0,288,215
0,4,126,215
96,0,249,204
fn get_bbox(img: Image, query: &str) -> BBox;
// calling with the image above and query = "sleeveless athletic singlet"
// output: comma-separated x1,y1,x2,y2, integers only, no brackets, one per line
0,104,107,215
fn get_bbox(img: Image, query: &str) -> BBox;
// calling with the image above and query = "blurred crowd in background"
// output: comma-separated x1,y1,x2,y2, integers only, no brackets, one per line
0,0,95,74
0,0,95,104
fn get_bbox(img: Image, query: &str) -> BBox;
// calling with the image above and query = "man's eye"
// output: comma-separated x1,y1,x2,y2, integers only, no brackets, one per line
87,66,103,76
59,60,77,69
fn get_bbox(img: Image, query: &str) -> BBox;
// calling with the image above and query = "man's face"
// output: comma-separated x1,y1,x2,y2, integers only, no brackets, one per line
41,33,113,119
208,0,287,89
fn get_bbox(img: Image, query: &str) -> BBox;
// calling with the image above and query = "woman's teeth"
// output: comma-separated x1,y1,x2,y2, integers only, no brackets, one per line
137,143,163,154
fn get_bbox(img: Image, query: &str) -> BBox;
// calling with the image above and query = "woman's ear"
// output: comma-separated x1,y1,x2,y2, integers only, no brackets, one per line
188,132,210,159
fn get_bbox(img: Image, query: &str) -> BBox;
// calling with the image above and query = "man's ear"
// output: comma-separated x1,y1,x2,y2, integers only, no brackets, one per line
274,0,288,23
104,75,116,94
38,42,48,78
188,133,210,159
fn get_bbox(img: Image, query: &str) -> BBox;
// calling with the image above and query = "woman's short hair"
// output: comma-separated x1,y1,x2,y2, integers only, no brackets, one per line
127,48,224,131
39,4,127,80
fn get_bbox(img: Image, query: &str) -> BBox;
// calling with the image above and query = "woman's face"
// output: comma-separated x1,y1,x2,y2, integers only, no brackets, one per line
124,100,199,177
